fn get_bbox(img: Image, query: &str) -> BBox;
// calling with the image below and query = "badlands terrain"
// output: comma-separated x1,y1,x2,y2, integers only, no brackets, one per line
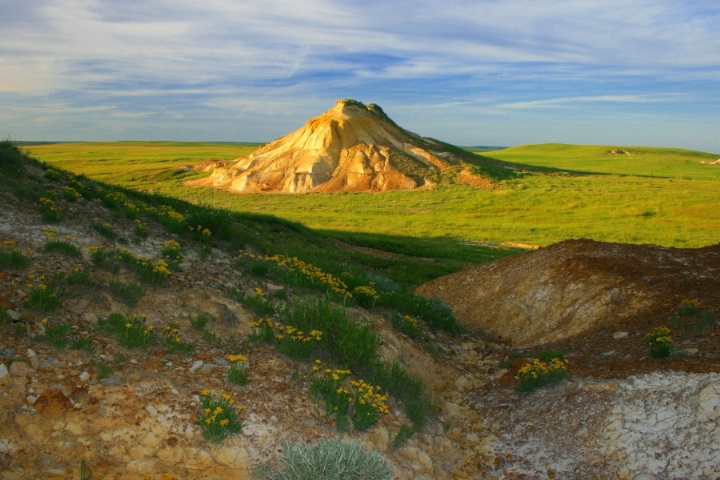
1,138,720,480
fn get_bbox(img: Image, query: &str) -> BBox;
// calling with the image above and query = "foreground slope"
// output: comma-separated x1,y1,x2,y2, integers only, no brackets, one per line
190,99,506,193
2,143,720,479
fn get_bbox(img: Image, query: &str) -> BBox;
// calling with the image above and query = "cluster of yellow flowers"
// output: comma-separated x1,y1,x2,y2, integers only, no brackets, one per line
353,285,378,298
228,353,248,363
163,325,181,343
189,224,212,237
403,315,418,327
275,325,322,343
38,197,59,215
515,357,569,381
238,251,351,297
0,239,30,256
351,379,390,416
162,239,182,251
250,317,274,329
60,185,82,201
647,326,672,345
197,389,244,441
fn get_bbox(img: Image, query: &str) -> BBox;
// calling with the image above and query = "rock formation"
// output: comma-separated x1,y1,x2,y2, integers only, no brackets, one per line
189,99,496,193
418,238,720,347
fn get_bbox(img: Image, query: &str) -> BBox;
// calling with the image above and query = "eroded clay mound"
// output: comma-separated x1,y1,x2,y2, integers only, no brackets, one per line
417,239,720,347
189,99,493,193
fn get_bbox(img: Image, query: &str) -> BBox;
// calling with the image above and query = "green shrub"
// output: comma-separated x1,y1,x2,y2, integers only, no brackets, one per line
43,239,82,257
197,390,244,443
99,312,156,349
254,438,392,480
0,241,29,269
281,297,379,367
515,358,570,393
34,322,73,348
25,275,64,312
378,291,462,334
91,221,118,240
189,312,211,330
0,140,26,177
647,326,673,359
109,280,146,307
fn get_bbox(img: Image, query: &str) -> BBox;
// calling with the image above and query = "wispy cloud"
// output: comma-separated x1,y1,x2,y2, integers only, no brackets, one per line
1,0,719,151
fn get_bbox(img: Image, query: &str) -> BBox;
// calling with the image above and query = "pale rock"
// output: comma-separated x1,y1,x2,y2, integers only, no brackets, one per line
366,426,390,451
146,405,158,416
125,460,153,474
156,446,184,466
64,422,84,436
82,312,98,324
141,432,163,449
696,382,720,421
79,371,90,382
189,360,204,373
100,374,122,386
613,331,630,339
10,361,35,377
399,446,434,474
26,349,39,368
23,422,44,441
0,364,9,382
128,444,153,461
185,448,214,471
7,309,20,321
210,445,247,466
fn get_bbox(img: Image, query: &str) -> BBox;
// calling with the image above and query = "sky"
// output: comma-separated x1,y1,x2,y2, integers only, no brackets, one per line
2,0,720,153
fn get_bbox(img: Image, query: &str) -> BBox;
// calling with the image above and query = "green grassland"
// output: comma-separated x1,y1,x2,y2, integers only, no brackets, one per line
28,141,720,248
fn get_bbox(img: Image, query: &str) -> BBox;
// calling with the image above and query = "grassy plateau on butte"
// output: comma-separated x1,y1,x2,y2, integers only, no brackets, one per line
27,141,720,249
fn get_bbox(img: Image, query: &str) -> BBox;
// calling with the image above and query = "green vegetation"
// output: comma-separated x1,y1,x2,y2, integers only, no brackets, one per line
28,141,720,248
254,438,392,480
197,390,244,443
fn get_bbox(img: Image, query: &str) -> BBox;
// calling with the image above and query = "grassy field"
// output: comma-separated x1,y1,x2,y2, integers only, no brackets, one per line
27,141,720,248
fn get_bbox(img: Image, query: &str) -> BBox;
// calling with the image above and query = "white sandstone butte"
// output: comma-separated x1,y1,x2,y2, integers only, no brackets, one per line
190,99,494,193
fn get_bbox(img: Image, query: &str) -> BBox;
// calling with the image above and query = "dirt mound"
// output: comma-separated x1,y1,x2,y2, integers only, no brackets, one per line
417,239,720,347
189,99,495,193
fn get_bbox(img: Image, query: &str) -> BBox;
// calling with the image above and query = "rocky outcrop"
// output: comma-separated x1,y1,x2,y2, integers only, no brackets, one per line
189,99,496,193
417,239,720,346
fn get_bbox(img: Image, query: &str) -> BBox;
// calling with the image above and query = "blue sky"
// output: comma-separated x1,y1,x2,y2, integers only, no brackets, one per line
2,0,720,153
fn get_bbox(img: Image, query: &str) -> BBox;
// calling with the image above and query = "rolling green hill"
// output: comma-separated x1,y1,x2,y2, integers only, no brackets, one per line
482,143,720,180
26,141,720,248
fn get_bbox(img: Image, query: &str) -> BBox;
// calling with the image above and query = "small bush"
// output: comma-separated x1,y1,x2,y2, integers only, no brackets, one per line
109,280,146,307
99,313,156,349
34,322,73,349
254,438,392,480
0,241,29,269
0,140,27,177
647,326,673,359
190,312,211,330
227,354,249,385
67,268,95,286
44,239,82,257
91,221,118,240
25,275,64,312
378,291,462,334
515,358,569,393
38,196,62,222
197,390,244,443
234,288,275,315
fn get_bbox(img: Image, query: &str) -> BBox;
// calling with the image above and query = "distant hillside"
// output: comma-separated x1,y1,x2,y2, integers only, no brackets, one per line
486,143,720,180
189,99,519,193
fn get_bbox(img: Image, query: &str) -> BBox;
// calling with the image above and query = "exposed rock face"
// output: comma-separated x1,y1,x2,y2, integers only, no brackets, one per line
190,99,494,193
417,239,720,346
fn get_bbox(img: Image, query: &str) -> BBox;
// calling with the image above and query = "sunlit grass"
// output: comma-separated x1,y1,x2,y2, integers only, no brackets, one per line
30,141,720,248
